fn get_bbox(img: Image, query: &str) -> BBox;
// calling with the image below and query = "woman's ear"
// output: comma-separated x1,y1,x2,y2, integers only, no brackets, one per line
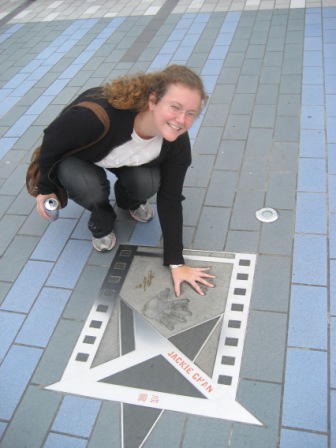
148,93,157,110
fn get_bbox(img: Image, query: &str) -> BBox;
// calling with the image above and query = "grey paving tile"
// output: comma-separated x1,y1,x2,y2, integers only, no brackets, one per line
0,215,26,257
241,58,263,75
236,74,259,94
241,309,287,382
0,164,28,195
224,52,245,68
272,12,289,26
238,13,257,28
201,103,230,127
217,67,241,85
215,140,245,171
205,170,238,207
266,37,286,52
63,264,108,320
238,156,268,191
252,255,291,312
88,401,121,448
230,191,265,231
0,422,6,439
223,115,250,140
0,386,61,448
259,210,295,256
182,225,195,249
262,51,283,68
194,38,217,53
283,57,303,76
260,67,281,84
183,416,231,447
7,190,36,216
32,319,83,385
187,52,209,69
193,127,224,154
18,210,49,237
0,282,11,307
266,172,297,210
230,38,249,52
250,31,269,45
232,381,282,448
193,206,231,250
251,104,276,127
230,93,255,115
0,152,26,184
280,74,302,94
183,187,206,226
289,9,305,22
225,230,260,253
254,11,272,24
184,154,215,188
245,44,266,59
277,93,301,116
255,84,279,104
0,196,12,219
274,116,300,142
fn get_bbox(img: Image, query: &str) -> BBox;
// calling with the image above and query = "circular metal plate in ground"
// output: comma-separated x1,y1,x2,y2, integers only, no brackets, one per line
255,208,279,223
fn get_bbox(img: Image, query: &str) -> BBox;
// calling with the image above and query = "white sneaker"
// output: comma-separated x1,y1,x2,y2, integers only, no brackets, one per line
129,201,154,222
92,231,116,252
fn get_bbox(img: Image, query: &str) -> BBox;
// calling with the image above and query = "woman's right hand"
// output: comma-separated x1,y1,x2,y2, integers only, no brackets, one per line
36,193,58,220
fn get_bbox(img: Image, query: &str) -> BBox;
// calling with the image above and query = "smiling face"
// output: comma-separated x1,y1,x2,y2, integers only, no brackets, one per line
146,83,202,142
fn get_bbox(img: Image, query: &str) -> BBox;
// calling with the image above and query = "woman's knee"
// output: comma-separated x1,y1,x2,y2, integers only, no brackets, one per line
57,158,110,207
116,166,161,199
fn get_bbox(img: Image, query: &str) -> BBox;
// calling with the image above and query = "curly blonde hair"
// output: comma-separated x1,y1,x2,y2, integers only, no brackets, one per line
102,65,208,112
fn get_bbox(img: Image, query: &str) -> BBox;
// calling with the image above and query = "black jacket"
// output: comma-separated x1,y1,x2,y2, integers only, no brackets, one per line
38,87,192,265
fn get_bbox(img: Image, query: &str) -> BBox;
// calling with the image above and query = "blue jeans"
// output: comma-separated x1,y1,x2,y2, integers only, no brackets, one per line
57,157,160,238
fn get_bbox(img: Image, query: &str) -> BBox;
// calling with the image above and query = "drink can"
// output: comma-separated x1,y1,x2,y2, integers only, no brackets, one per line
44,198,59,221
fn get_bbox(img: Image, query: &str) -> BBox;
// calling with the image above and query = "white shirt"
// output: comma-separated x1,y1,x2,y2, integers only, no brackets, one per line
95,130,163,168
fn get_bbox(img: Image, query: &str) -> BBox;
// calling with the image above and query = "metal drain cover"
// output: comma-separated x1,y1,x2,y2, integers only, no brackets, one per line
255,207,279,223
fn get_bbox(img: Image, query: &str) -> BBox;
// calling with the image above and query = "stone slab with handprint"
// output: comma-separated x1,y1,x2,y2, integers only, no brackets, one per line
119,248,233,337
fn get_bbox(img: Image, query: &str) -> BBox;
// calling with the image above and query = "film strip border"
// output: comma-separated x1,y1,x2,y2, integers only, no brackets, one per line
212,253,256,398
61,245,137,381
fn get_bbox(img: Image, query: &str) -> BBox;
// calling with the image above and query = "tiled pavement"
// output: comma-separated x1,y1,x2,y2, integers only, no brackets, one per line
0,0,335,446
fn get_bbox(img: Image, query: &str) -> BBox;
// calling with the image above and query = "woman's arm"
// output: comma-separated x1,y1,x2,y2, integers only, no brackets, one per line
156,133,191,265
157,133,216,297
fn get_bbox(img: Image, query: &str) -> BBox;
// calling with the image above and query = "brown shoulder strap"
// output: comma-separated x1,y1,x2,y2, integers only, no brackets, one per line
76,101,110,138
59,101,111,160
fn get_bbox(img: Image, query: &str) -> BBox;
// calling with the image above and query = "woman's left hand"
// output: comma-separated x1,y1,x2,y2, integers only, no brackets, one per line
170,265,216,297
